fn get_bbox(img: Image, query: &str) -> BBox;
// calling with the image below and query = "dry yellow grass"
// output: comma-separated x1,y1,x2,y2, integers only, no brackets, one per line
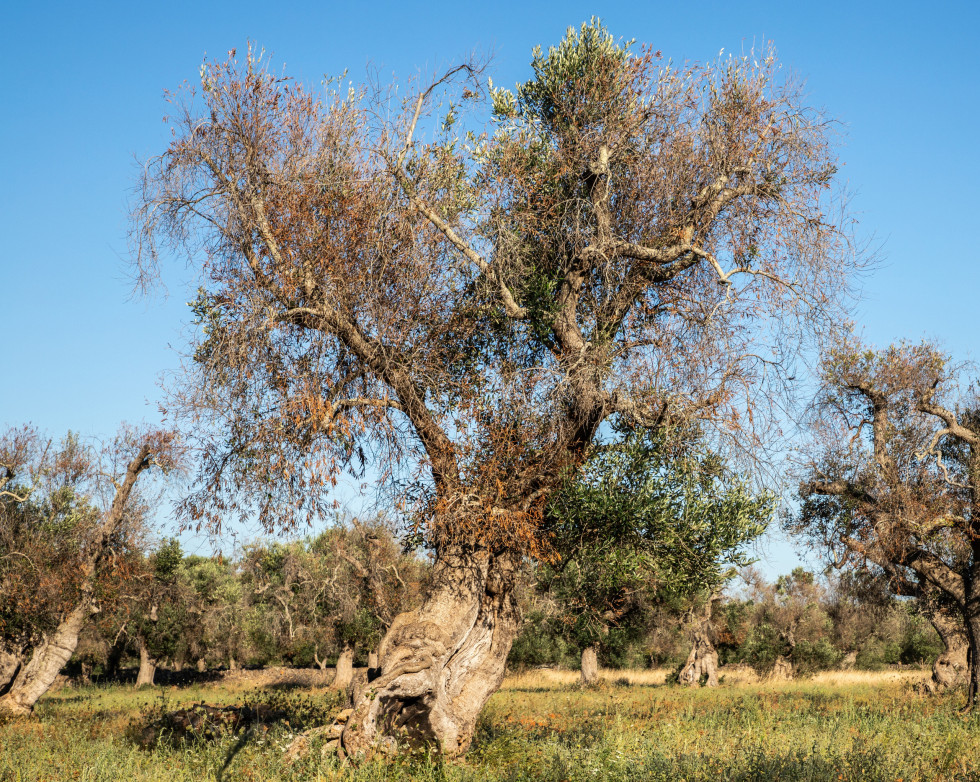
501,664,929,691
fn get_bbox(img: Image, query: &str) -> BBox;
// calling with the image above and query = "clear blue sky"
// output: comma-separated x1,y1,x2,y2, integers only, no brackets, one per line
2,0,978,571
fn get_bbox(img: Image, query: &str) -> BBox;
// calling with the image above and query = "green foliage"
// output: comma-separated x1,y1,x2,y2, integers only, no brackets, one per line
539,426,771,653
508,609,579,669
790,638,843,677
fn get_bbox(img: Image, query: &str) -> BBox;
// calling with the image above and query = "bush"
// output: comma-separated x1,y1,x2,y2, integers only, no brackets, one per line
508,612,578,668
790,638,842,676
734,623,784,674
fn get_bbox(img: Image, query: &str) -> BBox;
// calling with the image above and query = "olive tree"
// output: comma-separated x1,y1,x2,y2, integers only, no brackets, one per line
792,338,980,703
0,426,178,716
540,427,770,684
132,23,855,754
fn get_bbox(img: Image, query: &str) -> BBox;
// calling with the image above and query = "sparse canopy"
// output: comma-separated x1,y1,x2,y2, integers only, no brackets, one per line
133,22,856,755
792,337,980,704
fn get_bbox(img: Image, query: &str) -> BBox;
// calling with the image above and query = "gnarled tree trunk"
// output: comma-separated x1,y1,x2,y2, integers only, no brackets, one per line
0,645,22,696
580,645,599,685
769,655,794,681
0,601,93,717
333,645,355,693
196,658,207,673
135,639,157,688
678,597,719,687
0,442,155,717
340,547,519,758
921,601,969,692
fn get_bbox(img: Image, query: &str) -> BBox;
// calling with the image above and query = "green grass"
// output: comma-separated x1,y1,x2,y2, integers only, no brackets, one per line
2,671,979,781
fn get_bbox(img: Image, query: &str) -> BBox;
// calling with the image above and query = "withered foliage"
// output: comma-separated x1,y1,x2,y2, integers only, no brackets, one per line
0,425,182,651
792,337,980,701
132,26,857,556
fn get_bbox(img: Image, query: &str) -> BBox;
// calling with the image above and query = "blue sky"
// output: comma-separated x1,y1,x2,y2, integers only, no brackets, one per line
2,0,978,571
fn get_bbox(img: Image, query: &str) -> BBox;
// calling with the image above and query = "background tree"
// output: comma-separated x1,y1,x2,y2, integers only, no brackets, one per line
133,22,855,755
736,568,840,679
791,338,980,704
0,425,178,716
128,538,192,686
537,426,770,684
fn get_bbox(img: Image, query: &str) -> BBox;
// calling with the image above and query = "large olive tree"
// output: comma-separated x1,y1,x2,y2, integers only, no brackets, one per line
132,23,855,755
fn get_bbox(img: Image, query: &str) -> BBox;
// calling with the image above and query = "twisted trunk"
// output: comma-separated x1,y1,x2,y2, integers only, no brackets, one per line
678,598,719,687
0,601,93,717
920,603,969,692
340,547,519,758
580,646,599,685
0,443,153,717
333,645,354,693
135,638,157,688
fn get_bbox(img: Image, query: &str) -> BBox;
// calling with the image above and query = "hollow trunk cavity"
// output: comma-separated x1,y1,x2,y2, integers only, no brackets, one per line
922,605,969,692
340,547,519,758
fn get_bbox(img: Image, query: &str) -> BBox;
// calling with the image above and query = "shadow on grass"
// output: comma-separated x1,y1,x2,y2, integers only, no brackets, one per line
128,688,346,751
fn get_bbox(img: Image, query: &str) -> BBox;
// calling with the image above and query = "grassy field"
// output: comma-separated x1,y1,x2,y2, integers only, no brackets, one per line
2,667,979,781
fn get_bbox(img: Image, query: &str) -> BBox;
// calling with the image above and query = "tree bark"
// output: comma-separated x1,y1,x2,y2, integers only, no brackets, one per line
196,658,207,673
0,601,93,717
678,598,719,687
0,645,21,696
0,443,155,717
769,656,794,681
333,645,355,693
921,604,969,692
339,547,519,758
135,639,157,688
580,645,599,685
964,612,980,707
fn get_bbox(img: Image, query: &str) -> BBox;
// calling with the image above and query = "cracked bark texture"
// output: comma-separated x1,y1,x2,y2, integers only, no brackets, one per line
920,600,969,692
136,638,158,688
678,598,719,687
340,548,518,758
580,646,599,685
0,602,92,716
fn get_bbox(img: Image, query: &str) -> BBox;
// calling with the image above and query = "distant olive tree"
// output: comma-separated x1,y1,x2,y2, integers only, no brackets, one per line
0,425,179,716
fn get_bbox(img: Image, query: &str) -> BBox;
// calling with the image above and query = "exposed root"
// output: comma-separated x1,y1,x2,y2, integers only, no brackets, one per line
284,708,352,762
